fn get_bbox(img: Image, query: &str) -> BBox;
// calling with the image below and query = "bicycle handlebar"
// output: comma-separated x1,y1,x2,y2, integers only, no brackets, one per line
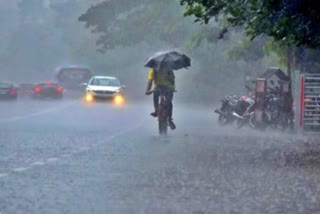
146,91,153,95
146,90,177,96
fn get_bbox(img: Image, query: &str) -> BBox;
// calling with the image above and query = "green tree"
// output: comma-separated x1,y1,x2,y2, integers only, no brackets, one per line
78,0,197,52
180,0,320,49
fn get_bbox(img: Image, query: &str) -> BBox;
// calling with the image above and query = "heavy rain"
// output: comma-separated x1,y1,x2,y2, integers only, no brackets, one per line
0,0,320,213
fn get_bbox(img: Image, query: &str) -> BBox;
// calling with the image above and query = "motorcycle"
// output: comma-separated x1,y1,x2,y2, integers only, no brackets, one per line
248,93,276,129
215,94,251,126
232,86,277,129
247,87,283,129
232,96,255,129
231,86,256,129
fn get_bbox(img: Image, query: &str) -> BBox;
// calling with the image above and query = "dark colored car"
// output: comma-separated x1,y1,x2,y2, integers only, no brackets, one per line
0,82,18,100
55,66,92,90
32,82,63,99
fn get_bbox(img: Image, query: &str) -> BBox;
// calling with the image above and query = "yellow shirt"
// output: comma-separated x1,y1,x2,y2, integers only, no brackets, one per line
148,69,175,91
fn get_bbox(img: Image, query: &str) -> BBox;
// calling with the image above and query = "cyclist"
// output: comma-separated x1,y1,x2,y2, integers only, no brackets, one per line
145,68,176,130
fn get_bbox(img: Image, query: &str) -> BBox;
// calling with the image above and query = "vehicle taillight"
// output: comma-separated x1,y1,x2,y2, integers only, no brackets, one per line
10,88,17,95
56,86,63,93
34,87,41,93
240,95,247,101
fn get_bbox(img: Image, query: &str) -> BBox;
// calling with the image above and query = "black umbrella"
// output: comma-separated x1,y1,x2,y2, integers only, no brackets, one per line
145,50,191,71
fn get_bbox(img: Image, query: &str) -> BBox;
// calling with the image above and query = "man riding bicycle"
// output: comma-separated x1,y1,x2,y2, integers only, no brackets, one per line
145,68,176,130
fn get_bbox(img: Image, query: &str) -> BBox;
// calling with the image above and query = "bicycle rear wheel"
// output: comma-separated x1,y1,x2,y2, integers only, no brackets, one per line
158,105,168,135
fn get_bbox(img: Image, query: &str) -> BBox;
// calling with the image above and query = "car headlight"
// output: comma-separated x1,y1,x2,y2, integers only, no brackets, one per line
86,88,93,92
114,94,124,105
85,93,94,102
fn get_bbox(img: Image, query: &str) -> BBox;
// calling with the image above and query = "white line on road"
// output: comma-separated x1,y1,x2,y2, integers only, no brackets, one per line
47,157,59,163
30,161,46,166
1,119,147,179
0,102,76,124
0,173,8,178
12,167,29,172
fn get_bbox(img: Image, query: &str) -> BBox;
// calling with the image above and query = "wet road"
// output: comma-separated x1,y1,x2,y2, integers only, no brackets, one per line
0,98,320,214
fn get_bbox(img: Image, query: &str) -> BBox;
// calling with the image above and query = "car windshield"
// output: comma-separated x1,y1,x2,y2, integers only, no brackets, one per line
57,68,92,83
38,83,59,87
91,78,120,87
0,82,13,88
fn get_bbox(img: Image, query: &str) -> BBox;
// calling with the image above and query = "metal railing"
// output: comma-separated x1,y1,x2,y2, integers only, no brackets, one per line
302,74,320,133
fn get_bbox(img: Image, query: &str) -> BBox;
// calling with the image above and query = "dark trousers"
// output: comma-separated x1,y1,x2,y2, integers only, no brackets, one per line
153,87,173,119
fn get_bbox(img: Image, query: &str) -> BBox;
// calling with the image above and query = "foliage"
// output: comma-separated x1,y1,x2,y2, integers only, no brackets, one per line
78,0,198,52
228,36,268,62
180,0,320,49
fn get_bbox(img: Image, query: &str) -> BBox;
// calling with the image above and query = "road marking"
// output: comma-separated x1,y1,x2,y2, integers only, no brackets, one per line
0,173,8,178
30,161,46,166
1,119,146,179
0,102,76,123
47,157,59,163
12,167,29,172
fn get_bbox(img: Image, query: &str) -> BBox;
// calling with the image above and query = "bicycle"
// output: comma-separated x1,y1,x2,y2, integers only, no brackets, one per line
147,88,175,135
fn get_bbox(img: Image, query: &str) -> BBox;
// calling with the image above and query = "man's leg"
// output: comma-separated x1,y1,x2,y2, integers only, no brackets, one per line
151,90,159,117
168,92,173,119
167,91,176,130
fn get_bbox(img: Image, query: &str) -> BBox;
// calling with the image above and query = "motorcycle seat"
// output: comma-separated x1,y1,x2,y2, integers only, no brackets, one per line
229,100,239,106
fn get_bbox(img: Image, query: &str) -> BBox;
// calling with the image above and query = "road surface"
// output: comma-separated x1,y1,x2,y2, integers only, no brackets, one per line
0,98,320,214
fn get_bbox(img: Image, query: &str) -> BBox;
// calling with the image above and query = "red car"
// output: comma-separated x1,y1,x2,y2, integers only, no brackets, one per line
32,82,63,99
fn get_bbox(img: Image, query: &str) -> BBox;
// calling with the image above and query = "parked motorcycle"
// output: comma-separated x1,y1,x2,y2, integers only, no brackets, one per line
215,94,251,126
229,85,256,129
248,92,277,129
233,96,255,129
247,86,285,129
214,95,238,126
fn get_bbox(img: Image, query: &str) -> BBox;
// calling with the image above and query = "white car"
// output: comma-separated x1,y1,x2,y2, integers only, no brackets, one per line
84,76,125,104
